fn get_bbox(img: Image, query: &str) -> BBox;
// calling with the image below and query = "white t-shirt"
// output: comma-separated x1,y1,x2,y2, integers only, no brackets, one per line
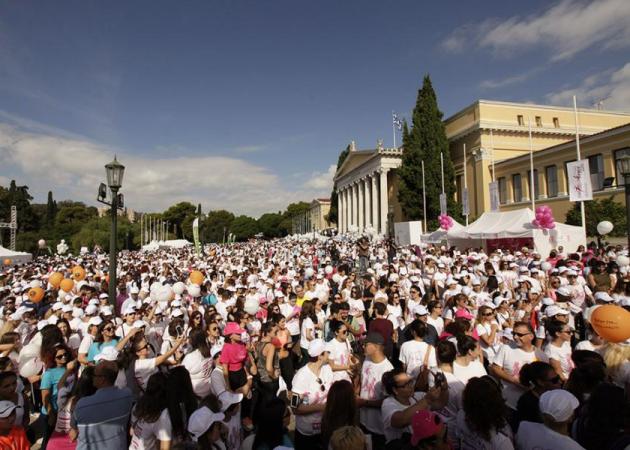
129,408,172,450
78,334,94,356
426,316,444,335
381,392,426,443
492,343,548,409
291,364,334,436
325,338,352,382
574,340,603,354
476,322,501,362
183,349,214,398
280,304,300,336
300,317,315,350
210,366,228,397
453,360,487,385
134,358,158,391
359,358,394,434
515,421,584,450
455,410,514,450
398,340,436,380
544,341,574,379
428,370,465,444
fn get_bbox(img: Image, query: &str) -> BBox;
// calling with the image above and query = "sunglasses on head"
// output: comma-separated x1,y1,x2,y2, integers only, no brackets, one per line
315,378,326,392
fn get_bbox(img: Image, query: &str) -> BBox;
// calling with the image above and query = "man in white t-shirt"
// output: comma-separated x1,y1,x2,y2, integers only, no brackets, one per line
516,389,584,450
358,332,393,447
399,320,436,380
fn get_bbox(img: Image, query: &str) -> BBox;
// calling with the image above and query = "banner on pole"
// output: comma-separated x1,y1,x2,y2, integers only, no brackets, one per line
567,160,593,201
489,181,500,212
439,193,447,215
462,188,469,216
192,218,201,256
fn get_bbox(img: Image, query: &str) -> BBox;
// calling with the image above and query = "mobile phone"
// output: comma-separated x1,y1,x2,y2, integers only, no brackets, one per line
176,325,183,337
289,392,301,409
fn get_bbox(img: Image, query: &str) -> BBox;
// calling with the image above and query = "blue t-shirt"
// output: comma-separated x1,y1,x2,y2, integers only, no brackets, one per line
40,366,66,414
87,339,119,362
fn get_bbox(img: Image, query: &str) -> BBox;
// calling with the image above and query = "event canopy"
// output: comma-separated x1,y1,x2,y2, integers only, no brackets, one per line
422,220,466,244
0,246,32,265
142,239,192,252
445,208,586,257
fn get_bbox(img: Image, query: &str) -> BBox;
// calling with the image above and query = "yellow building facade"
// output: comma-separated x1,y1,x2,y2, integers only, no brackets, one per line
494,123,630,222
445,100,630,218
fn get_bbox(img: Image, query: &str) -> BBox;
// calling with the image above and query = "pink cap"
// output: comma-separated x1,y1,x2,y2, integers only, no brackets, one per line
223,322,245,336
411,410,444,445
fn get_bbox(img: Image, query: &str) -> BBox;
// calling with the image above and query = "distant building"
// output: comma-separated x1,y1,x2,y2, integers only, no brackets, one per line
291,198,334,234
97,207,138,223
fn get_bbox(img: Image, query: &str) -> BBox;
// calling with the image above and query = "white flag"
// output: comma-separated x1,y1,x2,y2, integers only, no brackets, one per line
489,181,500,212
567,160,593,201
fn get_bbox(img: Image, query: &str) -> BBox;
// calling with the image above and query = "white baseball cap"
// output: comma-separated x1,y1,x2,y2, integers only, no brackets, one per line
218,391,243,412
545,305,570,317
88,316,103,327
307,339,326,357
0,401,17,418
187,407,224,441
539,390,579,422
94,346,119,362
594,292,614,303
413,305,429,316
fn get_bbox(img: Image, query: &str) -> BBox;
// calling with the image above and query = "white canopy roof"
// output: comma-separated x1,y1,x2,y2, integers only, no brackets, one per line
0,246,32,265
423,220,466,244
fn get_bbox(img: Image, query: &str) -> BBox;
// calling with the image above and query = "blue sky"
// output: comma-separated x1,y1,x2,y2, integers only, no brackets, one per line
1,0,628,216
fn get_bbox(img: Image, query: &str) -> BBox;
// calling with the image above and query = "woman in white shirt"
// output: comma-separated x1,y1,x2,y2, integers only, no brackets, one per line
475,306,501,364
131,332,185,392
129,372,173,450
544,321,574,382
453,335,487,385
183,328,215,399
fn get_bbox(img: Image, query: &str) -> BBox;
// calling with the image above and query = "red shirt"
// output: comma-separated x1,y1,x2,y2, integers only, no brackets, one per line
0,426,30,450
219,342,247,371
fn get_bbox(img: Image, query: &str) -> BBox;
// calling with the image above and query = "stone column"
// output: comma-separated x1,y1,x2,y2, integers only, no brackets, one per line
357,179,365,231
371,174,379,231
344,188,349,232
379,170,389,235
337,189,344,232
364,177,372,228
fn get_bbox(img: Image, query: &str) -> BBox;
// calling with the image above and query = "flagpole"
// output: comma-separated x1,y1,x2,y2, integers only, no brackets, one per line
440,152,445,194
573,95,587,232
422,160,427,234
528,116,535,211
392,111,396,148
490,129,496,182
463,143,468,226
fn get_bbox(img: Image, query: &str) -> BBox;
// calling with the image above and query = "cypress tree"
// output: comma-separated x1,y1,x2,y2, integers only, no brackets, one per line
46,191,55,225
398,75,459,227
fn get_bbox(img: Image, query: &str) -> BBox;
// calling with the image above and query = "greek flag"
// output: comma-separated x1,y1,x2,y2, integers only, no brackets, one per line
392,112,403,131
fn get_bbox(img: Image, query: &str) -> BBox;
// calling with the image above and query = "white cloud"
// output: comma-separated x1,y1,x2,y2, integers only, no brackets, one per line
442,0,630,61
303,164,336,191
0,122,331,217
546,62,630,111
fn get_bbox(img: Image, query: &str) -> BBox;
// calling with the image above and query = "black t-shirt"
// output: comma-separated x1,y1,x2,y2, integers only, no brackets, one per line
515,390,542,427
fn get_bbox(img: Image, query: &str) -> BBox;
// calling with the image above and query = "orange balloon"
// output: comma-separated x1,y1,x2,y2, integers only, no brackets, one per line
189,270,204,286
60,278,74,293
72,266,86,281
28,287,45,303
591,305,630,343
2,258,11,266
49,272,64,289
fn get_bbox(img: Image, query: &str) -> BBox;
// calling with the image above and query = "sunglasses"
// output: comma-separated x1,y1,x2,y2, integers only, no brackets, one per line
136,343,149,352
339,330,347,335
482,312,494,316
103,326,114,332
315,378,326,392
55,353,68,360
513,331,532,337
210,327,219,332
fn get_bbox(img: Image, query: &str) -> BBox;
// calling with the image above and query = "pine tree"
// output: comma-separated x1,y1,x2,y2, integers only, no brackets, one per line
397,75,459,227
46,191,56,225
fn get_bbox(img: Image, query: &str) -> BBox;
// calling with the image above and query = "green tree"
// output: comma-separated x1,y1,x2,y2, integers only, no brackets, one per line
326,145,351,225
279,202,311,234
46,191,57,225
72,216,137,253
203,210,235,243
230,215,260,241
565,196,626,237
162,202,197,238
258,212,285,238
55,202,98,243
398,75,460,228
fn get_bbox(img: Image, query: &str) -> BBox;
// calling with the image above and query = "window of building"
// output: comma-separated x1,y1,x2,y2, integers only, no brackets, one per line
546,166,558,197
498,177,507,204
527,169,539,200
588,154,604,191
553,117,559,128
615,148,630,185
512,173,523,202
535,116,542,127
517,115,525,126
456,175,463,203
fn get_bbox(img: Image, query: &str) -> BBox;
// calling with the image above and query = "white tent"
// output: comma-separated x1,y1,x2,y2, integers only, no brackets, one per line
142,239,192,252
445,208,586,257
422,220,467,244
0,246,32,265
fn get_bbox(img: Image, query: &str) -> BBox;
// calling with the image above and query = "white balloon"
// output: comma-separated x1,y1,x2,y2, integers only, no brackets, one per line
332,273,341,284
616,255,630,267
173,282,186,295
156,285,173,303
305,268,314,279
325,265,333,275
37,239,46,249
244,297,259,315
150,282,162,293
188,284,201,297
541,262,552,272
30,280,42,289
19,357,44,379
597,221,614,235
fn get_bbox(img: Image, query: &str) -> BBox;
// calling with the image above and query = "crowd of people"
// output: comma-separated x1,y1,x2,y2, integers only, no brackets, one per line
0,235,628,450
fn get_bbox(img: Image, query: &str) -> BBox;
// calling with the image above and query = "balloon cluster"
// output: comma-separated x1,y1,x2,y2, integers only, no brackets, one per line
438,214,454,231
532,205,555,229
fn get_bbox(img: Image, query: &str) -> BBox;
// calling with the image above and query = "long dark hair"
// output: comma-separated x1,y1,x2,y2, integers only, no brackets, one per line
189,328,211,358
321,380,358,446
463,377,507,441
299,300,317,327
165,366,198,440
66,366,97,410
134,372,168,423
252,397,287,449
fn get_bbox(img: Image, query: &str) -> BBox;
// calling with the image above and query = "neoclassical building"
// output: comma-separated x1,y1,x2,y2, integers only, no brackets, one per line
334,100,630,234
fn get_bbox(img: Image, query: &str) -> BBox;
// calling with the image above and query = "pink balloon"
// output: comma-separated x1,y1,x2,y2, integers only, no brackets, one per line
532,219,540,227
548,222,556,229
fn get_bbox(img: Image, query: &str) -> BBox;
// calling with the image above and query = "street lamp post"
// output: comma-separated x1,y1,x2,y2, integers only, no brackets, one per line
618,155,630,250
388,204,395,238
97,156,125,309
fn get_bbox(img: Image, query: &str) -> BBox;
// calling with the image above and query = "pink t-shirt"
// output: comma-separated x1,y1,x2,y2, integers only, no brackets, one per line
219,342,247,371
